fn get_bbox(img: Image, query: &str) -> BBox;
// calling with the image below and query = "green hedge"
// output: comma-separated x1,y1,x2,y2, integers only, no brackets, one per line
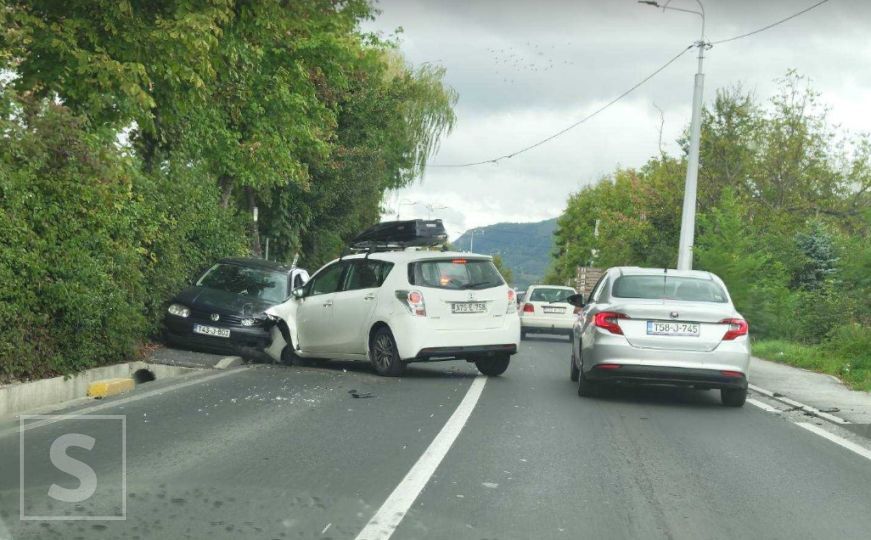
0,97,246,383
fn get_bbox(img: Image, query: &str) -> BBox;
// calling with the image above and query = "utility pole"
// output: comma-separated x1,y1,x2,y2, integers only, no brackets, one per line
469,228,484,252
639,0,708,270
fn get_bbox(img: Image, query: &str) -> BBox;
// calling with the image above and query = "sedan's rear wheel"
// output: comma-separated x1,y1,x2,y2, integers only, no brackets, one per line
577,368,598,398
570,350,580,382
370,327,405,377
475,354,510,376
721,387,747,407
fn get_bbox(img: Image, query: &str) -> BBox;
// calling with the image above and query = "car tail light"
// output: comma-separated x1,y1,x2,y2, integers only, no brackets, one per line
522,303,534,313
596,363,622,370
720,370,744,378
506,290,517,313
396,290,426,316
720,318,748,340
594,311,628,335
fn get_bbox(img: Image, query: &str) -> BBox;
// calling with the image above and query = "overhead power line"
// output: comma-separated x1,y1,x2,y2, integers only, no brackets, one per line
429,43,694,168
429,0,831,169
711,0,830,45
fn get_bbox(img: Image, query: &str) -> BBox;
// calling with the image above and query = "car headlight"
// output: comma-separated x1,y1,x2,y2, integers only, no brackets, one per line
240,317,256,327
167,303,190,318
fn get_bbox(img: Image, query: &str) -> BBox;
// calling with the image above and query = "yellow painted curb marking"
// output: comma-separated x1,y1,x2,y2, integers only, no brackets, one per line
87,378,135,399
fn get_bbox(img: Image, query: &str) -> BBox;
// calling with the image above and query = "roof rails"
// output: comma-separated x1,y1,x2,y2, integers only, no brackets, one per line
342,219,448,258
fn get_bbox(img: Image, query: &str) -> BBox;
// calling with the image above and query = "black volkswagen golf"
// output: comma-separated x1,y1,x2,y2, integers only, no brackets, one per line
164,258,309,356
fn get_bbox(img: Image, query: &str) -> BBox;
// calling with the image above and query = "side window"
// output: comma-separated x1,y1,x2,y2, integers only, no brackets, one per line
343,261,394,291
307,263,346,296
588,274,608,304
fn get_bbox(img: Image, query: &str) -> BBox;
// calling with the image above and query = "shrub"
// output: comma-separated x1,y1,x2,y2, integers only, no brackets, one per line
0,95,245,383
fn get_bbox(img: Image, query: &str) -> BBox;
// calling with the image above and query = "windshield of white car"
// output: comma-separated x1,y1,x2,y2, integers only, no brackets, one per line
529,287,575,303
196,264,287,303
612,275,728,303
410,259,505,290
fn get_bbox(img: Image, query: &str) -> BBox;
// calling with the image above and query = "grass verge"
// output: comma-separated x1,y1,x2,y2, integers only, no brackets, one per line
753,338,870,392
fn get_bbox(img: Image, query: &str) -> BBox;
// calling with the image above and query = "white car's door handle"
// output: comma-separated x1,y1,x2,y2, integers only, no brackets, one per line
363,294,375,301
323,300,333,307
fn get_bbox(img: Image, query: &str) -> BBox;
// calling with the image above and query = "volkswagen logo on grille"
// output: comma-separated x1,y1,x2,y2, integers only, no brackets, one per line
670,311,679,319
210,313,220,322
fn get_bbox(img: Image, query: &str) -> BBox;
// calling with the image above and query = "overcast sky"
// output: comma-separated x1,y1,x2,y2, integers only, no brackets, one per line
365,0,871,239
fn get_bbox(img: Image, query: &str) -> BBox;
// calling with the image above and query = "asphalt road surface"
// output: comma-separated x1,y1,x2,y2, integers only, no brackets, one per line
1,338,870,539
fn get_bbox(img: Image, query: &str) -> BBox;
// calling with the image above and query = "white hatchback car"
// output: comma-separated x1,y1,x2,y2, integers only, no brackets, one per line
520,285,578,340
266,249,520,376
568,267,751,406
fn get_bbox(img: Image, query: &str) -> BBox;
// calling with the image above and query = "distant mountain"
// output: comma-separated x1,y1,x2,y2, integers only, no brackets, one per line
453,218,557,290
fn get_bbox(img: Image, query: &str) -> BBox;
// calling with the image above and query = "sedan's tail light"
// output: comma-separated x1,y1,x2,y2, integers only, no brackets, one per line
396,290,426,316
594,311,628,335
720,318,748,340
506,289,517,314
522,303,534,313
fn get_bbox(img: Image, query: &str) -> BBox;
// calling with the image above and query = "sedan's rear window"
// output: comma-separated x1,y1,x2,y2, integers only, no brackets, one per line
612,275,728,303
409,258,505,290
529,287,575,303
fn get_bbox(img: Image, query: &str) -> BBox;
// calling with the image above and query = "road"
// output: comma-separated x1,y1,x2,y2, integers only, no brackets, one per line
1,337,870,539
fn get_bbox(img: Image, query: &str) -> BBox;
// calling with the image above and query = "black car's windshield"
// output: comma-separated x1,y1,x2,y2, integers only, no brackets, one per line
196,263,287,303
612,275,728,303
410,258,505,290
529,287,575,303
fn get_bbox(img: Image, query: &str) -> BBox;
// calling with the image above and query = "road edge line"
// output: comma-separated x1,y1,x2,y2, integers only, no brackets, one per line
746,398,780,413
0,367,246,439
748,383,849,425
354,375,488,540
795,422,871,462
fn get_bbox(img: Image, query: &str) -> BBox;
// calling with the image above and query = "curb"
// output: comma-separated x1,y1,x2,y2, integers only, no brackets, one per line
749,383,851,426
214,356,243,369
87,378,135,399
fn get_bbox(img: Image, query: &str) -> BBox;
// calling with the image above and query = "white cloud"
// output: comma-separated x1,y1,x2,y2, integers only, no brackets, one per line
370,0,871,235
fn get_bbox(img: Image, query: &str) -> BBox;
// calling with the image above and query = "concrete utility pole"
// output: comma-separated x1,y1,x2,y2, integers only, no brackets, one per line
639,0,708,270
469,228,484,252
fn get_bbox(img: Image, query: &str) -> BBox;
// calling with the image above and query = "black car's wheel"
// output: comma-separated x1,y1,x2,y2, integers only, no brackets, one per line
475,354,510,376
370,327,405,377
570,350,580,382
721,387,747,407
520,329,527,340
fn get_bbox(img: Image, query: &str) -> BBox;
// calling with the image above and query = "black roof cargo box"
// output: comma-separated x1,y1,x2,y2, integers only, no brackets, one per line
351,219,447,248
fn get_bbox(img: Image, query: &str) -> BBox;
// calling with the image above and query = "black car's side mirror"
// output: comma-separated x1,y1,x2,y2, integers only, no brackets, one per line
566,293,585,307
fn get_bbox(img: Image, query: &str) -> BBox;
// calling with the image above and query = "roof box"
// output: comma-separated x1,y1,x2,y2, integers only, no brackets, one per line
351,219,448,249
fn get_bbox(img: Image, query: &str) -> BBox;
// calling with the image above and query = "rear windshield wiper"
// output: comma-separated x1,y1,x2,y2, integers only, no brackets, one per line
461,281,498,289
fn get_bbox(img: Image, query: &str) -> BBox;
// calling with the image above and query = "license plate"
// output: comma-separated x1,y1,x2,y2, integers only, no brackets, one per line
193,324,231,338
451,302,487,314
543,306,566,314
646,321,700,337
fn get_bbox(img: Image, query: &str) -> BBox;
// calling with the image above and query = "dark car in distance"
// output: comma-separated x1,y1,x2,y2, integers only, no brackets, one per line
164,258,310,356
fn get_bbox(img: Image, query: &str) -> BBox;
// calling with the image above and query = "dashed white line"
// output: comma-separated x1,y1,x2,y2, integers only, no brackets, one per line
355,375,488,540
747,398,780,413
796,422,871,462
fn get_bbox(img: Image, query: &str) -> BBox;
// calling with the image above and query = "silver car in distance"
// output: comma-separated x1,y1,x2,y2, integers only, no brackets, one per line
568,267,750,407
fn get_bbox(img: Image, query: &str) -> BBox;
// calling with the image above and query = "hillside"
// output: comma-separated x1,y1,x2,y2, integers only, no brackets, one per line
453,218,557,290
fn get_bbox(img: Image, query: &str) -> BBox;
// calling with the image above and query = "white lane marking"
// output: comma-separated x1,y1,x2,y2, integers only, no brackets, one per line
796,422,871,462
355,376,488,540
749,383,849,425
0,368,246,439
747,398,780,413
